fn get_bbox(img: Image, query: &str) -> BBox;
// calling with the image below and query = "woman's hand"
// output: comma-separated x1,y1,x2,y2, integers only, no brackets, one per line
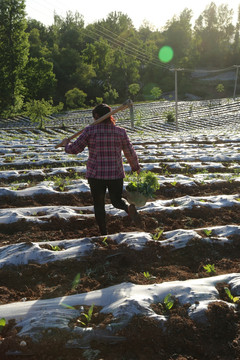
59,138,70,147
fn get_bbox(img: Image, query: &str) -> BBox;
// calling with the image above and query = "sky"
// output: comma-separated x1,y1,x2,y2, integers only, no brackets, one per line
25,0,240,29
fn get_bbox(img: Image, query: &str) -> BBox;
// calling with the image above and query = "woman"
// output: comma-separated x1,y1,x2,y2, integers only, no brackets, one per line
61,103,141,235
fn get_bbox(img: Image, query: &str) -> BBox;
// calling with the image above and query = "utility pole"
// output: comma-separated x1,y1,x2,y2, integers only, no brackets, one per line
233,65,240,101
175,69,179,131
170,68,183,131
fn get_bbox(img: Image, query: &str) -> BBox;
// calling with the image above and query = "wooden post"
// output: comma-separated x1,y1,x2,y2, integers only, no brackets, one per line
129,100,134,129
233,65,239,101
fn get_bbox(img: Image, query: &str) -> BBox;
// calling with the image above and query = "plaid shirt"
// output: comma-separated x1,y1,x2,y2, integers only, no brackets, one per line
65,123,140,179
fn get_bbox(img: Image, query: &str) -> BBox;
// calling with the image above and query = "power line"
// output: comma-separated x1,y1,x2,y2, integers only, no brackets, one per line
25,2,239,75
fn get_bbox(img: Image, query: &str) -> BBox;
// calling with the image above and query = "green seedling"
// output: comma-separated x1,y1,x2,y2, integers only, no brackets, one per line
152,229,164,240
78,304,94,326
102,236,108,247
60,303,76,310
143,271,156,280
203,264,216,274
49,244,61,251
224,287,240,303
203,229,212,237
143,271,151,279
171,180,177,186
0,318,6,333
164,293,175,311
72,273,81,289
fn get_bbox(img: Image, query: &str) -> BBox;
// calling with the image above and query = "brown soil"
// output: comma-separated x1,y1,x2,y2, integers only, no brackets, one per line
0,181,240,359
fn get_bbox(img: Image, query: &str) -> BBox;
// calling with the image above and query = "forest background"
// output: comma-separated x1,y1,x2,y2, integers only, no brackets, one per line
0,0,240,118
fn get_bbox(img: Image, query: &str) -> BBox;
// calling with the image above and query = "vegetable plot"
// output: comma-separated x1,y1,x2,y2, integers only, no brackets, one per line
0,100,240,359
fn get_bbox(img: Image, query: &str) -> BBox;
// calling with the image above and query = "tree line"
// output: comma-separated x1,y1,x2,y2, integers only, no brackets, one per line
0,0,240,118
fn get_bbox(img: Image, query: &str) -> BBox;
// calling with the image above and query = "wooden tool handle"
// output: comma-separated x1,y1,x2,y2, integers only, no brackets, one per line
55,99,132,149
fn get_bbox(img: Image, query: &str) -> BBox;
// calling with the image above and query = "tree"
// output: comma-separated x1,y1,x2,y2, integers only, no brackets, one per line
151,86,162,100
163,9,193,67
24,57,57,100
65,88,87,109
0,0,29,116
128,83,140,100
25,98,63,129
103,86,119,104
194,2,234,66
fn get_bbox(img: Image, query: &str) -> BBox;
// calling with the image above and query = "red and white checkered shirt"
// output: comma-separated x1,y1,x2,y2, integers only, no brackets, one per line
65,123,140,179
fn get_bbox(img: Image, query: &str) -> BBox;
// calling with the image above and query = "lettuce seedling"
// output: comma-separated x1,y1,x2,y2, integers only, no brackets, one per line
72,273,81,289
224,287,240,303
203,264,216,274
152,229,164,240
79,304,94,326
203,229,212,237
0,318,6,333
164,293,175,311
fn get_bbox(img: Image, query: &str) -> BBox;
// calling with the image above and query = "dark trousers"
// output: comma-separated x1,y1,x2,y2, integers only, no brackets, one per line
88,178,129,235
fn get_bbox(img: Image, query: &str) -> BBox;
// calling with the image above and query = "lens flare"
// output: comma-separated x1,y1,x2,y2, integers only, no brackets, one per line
158,46,174,63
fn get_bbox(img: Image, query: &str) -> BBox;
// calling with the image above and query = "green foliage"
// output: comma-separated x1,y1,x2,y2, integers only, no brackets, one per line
151,86,162,100
0,0,29,115
164,109,175,122
65,88,87,109
72,273,81,289
61,303,76,310
203,264,216,274
128,83,140,99
25,98,63,129
102,236,108,247
164,293,175,311
143,271,151,279
203,229,212,237
224,287,240,303
104,87,119,104
0,2,239,115
24,57,57,100
152,229,164,240
52,176,71,192
0,318,6,333
79,304,95,326
216,83,224,93
126,171,160,198
49,244,61,251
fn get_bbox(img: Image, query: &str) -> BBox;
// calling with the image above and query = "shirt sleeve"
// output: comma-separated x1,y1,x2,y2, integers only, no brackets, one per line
65,128,89,154
121,130,140,172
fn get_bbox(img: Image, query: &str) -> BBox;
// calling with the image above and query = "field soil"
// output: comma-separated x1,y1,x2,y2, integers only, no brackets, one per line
0,179,240,359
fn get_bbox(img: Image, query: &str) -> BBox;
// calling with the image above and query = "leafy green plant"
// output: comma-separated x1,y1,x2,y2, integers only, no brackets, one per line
203,264,216,274
164,109,175,122
25,98,63,129
152,229,164,240
61,303,76,310
143,271,156,280
143,271,151,279
72,273,81,289
49,244,61,251
126,171,160,198
224,287,240,303
54,176,71,192
78,304,95,326
102,236,108,247
203,229,212,237
0,318,6,333
164,293,175,311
